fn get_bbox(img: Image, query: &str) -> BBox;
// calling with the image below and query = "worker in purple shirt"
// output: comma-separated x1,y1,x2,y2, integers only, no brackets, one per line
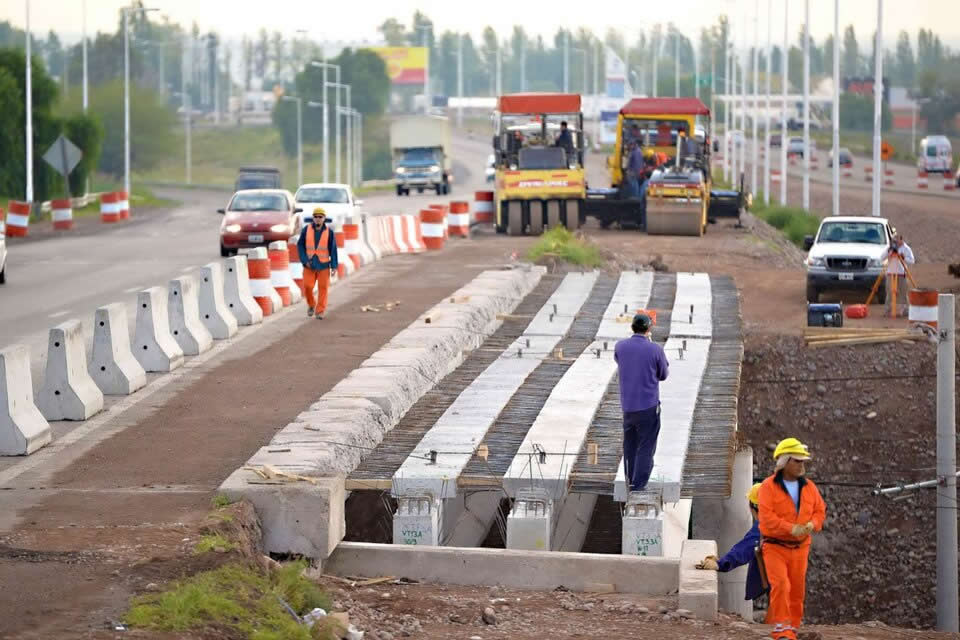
613,312,669,491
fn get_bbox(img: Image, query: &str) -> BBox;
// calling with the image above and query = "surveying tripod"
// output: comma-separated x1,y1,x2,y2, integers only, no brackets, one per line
865,250,917,318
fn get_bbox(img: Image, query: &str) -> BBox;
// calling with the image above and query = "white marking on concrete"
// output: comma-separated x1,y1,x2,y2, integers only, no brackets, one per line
37,320,104,421
0,345,51,455
48,310,69,319
123,286,144,294
668,273,712,338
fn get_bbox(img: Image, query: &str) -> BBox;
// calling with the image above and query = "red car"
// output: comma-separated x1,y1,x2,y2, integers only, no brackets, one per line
218,189,302,257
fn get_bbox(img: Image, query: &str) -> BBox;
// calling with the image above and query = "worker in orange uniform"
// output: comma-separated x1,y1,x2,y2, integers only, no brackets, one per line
296,207,338,320
758,438,827,640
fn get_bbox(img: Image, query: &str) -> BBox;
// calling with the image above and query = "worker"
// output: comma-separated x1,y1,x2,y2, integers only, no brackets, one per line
625,142,646,198
886,234,915,316
555,120,574,157
758,438,827,640
614,313,669,492
296,207,338,320
697,483,768,603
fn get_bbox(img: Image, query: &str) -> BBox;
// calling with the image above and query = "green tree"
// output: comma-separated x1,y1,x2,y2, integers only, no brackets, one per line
842,25,859,76
0,65,24,197
64,113,103,194
894,31,915,87
378,19,407,46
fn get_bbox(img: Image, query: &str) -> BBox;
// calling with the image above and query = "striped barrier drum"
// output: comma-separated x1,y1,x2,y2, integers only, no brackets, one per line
865,166,874,183
474,191,494,224
428,204,449,238
402,215,425,252
51,198,73,231
268,240,293,306
118,190,130,220
334,222,354,278
770,169,781,183
944,172,955,192
842,163,853,178
917,170,929,189
100,192,121,223
5,200,31,237
287,237,304,297
247,247,274,316
342,218,364,270
448,201,470,237
419,208,446,250
908,289,939,331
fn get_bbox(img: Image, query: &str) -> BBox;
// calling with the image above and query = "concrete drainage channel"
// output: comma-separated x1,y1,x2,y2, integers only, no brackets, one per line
221,267,746,621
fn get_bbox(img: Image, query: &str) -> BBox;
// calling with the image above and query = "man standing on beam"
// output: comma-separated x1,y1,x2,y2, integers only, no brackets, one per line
613,312,669,492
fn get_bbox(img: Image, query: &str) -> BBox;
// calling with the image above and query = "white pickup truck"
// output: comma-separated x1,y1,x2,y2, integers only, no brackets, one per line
803,216,894,304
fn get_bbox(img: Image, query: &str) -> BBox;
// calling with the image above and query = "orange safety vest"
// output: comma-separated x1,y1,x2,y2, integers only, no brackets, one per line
306,225,331,262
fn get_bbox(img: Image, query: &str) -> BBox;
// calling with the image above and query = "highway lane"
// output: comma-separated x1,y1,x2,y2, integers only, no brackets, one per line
0,129,493,388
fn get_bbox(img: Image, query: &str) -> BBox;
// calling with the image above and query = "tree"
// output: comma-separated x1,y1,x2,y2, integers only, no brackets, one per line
242,36,253,90
270,31,285,83
823,34,834,77
0,65,24,197
480,26,499,95
379,19,407,46
254,28,268,79
842,25,859,76
894,31,915,87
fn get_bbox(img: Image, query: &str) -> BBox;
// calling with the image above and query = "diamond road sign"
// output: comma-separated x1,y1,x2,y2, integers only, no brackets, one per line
42,134,83,177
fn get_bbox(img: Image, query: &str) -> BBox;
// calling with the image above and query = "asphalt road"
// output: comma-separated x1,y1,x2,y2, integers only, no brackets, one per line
0,130,493,387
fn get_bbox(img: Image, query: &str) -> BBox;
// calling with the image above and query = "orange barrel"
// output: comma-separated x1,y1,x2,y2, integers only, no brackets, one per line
247,247,274,316
100,192,121,223
917,170,928,189
770,169,782,183
50,198,73,231
5,200,31,237
334,223,350,278
342,218,363,270
268,240,292,306
448,201,471,237
419,208,446,250
118,190,130,220
474,191,494,224
288,236,304,296
428,204,449,238
908,289,939,330
944,171,956,192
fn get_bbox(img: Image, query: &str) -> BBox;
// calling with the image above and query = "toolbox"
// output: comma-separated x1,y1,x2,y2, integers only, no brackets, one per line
807,303,844,327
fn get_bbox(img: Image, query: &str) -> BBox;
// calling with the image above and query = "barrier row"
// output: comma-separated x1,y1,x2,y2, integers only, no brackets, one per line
3,192,131,236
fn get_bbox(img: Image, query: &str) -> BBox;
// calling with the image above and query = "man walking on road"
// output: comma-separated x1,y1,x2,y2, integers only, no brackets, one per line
297,207,338,319
886,234,915,317
758,438,827,640
614,313,669,492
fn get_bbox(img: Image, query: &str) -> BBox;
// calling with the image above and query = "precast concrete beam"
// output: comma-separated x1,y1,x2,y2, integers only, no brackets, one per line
223,255,264,326
0,344,51,455
552,492,598,552
89,303,147,395
393,494,442,546
37,319,104,421
506,489,554,551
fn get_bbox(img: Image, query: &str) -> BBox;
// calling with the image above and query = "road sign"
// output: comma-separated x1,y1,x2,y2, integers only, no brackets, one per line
42,134,82,177
881,141,894,161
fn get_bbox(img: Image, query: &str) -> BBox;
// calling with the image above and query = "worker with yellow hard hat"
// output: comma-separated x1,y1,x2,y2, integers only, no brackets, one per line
296,207,339,319
758,438,827,640
697,482,769,603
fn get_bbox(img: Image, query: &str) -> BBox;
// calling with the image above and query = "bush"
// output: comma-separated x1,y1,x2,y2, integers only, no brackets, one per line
527,226,604,267
754,205,821,247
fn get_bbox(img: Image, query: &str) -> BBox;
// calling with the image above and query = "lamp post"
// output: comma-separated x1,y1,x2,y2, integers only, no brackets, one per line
81,0,88,112
572,47,587,94
780,0,789,205
563,30,569,93
414,24,431,111
870,0,883,217
751,0,759,197
24,0,33,202
310,60,340,184
803,0,811,210
122,5,159,201
326,81,351,184
832,0,840,216
764,0,772,205
281,95,302,186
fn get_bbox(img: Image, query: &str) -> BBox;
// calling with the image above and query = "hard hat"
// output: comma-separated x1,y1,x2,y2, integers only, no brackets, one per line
631,313,652,334
747,483,762,506
643,148,655,159
312,207,327,218
772,437,811,461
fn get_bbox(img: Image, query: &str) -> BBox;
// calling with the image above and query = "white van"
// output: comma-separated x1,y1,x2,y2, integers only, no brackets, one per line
918,135,953,173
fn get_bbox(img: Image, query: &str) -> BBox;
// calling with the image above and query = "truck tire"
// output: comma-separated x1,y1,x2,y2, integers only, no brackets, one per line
396,185,404,196
805,283,819,303
564,200,580,231
507,201,524,236
529,201,544,235
546,200,561,229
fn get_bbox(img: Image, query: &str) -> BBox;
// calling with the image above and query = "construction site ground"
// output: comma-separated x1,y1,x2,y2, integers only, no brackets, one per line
2,172,960,639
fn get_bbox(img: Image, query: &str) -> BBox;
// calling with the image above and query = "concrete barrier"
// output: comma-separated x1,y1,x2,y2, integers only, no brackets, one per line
133,287,185,372
89,303,147,395
198,263,239,340
168,276,214,356
679,539,718,620
38,319,105,421
223,255,264,326
356,215,379,264
0,345,52,455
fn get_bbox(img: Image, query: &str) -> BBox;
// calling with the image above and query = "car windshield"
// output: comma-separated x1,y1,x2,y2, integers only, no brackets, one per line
296,187,349,203
817,222,886,244
401,148,437,165
229,193,287,212
236,175,278,190
927,146,937,157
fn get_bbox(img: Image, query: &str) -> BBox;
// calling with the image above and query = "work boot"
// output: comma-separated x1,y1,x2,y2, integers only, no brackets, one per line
315,311,324,320
307,308,314,317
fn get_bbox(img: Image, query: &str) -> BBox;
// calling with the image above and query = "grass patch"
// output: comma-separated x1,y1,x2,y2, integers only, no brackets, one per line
126,562,331,639
527,227,604,267
753,204,821,247
193,534,237,555
211,494,233,509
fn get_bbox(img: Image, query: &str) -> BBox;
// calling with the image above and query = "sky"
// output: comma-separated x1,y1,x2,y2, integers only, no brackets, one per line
5,0,960,50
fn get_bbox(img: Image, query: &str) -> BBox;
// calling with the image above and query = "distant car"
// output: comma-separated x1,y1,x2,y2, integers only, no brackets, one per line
769,133,782,147
828,148,853,167
218,189,301,257
235,166,282,191
787,137,816,158
0,225,6,284
294,183,362,228
485,154,495,182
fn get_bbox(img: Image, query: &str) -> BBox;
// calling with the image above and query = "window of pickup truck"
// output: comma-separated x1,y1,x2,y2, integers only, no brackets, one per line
816,221,887,244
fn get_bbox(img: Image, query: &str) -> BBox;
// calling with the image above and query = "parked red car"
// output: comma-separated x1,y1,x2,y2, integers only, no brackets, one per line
218,189,302,257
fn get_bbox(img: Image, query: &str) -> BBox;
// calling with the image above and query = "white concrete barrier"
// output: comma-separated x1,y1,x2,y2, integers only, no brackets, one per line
168,276,214,356
359,214,382,262
133,287,185,373
37,319,105,421
89,303,147,395
198,263,239,340
223,255,263,326
0,345,52,455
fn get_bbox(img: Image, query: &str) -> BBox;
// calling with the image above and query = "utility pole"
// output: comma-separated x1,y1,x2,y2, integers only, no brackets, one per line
25,0,33,203
123,8,130,199
803,0,811,210
871,0,883,217
521,38,526,91
724,43,731,182
213,38,220,125
82,0,88,112
674,28,679,97
310,60,339,184
780,0,789,205
752,0,759,196
183,35,192,184
563,30,569,93
496,42,502,96
457,33,463,128
764,0,772,205
652,31,658,98
694,45,699,99
832,0,840,215
936,294,959,632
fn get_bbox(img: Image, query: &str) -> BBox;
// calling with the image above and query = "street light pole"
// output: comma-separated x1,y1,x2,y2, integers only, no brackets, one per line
781,0,789,205
122,6,158,199
652,30,658,98
457,33,463,128
752,0,759,197
764,0,772,205
871,0,883,217
310,60,340,184
183,35,192,184
24,0,33,202
326,81,350,184
674,28,679,97
81,0,88,112
832,0,840,216
803,0,811,210
563,30,569,93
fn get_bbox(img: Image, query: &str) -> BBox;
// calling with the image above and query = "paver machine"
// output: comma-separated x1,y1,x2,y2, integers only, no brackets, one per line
583,97,744,236
492,93,586,236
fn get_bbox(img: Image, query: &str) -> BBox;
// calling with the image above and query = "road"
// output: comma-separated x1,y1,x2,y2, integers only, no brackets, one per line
0,130,493,387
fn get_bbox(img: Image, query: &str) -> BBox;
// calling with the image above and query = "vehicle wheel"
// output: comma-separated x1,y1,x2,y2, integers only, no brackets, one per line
417,187,424,194
805,283,819,303
396,185,403,196
564,200,580,231
507,201,524,236
599,218,613,230
0,266,5,284
220,244,230,258
875,286,886,305
546,200,561,229
529,201,544,235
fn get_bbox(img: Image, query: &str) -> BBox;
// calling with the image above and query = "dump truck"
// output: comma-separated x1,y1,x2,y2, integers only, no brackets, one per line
583,97,745,236
390,115,452,196
235,166,281,191
492,93,586,235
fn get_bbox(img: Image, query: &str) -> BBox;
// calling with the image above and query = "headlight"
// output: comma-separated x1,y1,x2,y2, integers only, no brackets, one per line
396,167,406,174
806,256,825,267
224,224,241,233
429,165,440,173
270,224,290,234
867,257,884,268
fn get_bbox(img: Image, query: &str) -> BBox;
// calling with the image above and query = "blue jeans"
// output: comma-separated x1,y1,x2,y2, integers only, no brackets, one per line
623,404,661,491
625,175,640,198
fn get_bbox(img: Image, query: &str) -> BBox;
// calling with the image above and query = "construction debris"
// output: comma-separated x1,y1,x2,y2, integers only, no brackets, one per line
360,301,402,313
803,327,928,349
242,464,319,485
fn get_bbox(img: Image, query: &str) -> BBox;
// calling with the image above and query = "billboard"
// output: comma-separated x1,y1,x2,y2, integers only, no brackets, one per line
372,47,427,85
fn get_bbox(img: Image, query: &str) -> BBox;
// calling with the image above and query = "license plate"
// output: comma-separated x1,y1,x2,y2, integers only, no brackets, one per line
838,272,854,281
248,234,264,243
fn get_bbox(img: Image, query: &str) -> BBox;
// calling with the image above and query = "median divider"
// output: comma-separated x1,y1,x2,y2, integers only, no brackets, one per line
224,255,264,326
90,303,147,396
38,319,105,422
0,344,52,455
343,218,365,269
168,276,214,356
288,237,305,298
199,263,239,340
360,214,383,262
134,286,185,372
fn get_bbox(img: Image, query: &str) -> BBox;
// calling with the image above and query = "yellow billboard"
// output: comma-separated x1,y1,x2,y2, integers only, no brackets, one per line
372,47,427,85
